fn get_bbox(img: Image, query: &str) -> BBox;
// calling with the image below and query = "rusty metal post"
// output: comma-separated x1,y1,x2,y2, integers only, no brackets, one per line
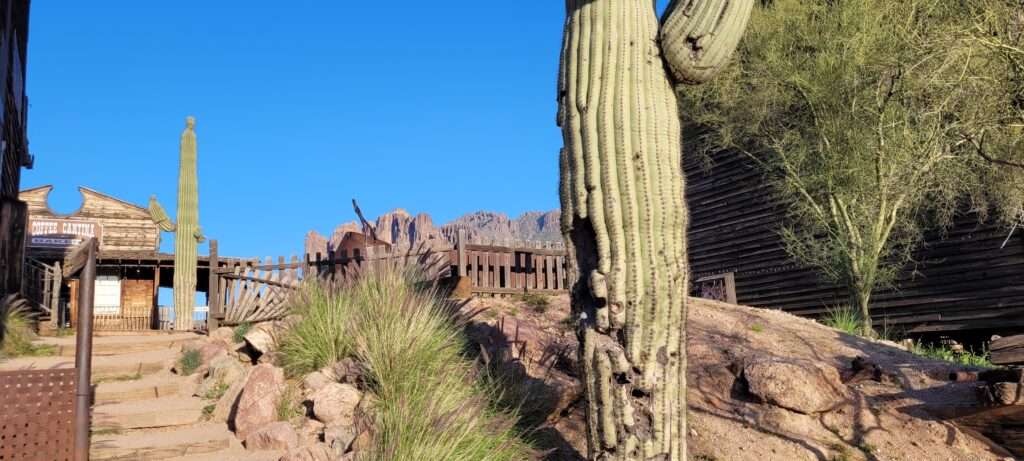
207,240,220,331
457,229,467,277
74,239,97,461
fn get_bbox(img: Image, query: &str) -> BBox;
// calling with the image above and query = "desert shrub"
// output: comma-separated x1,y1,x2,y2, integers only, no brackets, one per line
822,306,861,336
0,297,52,358
232,322,252,344
178,349,202,376
279,264,534,461
519,293,550,314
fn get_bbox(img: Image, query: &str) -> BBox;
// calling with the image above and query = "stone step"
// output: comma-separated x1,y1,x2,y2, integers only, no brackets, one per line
0,346,180,381
94,371,190,404
90,423,234,461
93,396,206,432
166,448,286,461
37,332,201,357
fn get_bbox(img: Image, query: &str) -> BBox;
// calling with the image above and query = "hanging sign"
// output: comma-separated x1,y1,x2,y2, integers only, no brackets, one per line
28,218,103,249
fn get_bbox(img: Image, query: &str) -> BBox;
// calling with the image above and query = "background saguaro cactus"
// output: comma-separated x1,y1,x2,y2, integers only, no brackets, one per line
149,116,205,332
557,1,752,459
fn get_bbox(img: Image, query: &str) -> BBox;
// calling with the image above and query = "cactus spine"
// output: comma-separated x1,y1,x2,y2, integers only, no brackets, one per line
557,1,751,459
149,116,205,332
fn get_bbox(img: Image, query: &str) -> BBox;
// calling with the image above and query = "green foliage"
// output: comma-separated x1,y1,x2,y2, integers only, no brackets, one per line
909,342,993,368
279,266,535,461
178,349,202,376
822,306,862,336
681,0,1024,336
232,322,252,344
203,381,230,401
749,323,765,333
519,293,550,314
201,404,216,420
0,299,53,359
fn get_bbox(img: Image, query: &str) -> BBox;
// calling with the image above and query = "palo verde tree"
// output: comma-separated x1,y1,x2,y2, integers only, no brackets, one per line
557,1,752,459
150,116,205,332
680,0,1024,336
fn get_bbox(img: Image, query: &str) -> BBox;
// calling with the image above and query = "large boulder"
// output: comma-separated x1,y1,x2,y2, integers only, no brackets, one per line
324,424,358,455
311,382,362,427
244,421,298,451
234,364,286,439
208,326,237,347
743,357,847,414
302,371,333,396
244,321,285,356
212,368,251,423
197,354,247,398
281,443,335,461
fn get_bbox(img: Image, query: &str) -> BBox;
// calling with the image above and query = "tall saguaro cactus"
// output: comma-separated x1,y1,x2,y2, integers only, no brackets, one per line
557,1,752,459
149,116,205,332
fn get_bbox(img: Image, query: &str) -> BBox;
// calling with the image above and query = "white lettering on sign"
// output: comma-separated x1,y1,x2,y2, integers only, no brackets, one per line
28,218,103,249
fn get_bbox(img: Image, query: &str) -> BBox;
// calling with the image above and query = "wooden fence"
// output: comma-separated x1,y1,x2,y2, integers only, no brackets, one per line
206,238,572,327
449,243,570,296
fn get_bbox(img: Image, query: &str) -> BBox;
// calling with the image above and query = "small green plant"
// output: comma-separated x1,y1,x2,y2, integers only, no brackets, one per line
909,342,993,368
276,382,305,422
750,323,764,333
0,300,55,359
822,306,862,336
202,404,216,420
233,322,252,344
203,381,230,401
519,293,550,314
178,349,202,376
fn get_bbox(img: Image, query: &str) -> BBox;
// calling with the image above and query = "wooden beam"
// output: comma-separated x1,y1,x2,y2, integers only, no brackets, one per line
992,334,1024,366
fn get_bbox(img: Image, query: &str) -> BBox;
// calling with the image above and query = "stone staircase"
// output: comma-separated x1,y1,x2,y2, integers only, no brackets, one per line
0,332,282,461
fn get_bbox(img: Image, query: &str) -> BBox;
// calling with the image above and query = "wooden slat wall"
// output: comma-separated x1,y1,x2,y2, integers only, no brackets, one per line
450,244,569,295
685,149,1024,333
20,186,161,253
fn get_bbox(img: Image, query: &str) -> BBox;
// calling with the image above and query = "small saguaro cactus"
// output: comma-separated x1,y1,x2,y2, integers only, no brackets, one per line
150,116,205,332
557,1,752,460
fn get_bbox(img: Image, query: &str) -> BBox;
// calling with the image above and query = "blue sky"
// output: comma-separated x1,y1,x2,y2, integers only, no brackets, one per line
22,2,573,259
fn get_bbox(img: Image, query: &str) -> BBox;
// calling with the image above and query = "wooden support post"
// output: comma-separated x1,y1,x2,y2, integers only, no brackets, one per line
457,229,467,277
51,261,62,328
208,240,220,331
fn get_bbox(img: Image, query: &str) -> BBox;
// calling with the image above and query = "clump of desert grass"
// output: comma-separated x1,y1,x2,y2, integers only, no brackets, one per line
0,295,53,359
278,263,536,461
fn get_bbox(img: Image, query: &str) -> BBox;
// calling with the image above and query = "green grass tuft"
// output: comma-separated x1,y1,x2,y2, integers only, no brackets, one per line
279,265,535,461
178,349,202,376
909,342,993,368
519,293,550,314
276,382,305,422
233,322,252,344
822,306,862,336
750,323,764,333
1,299,54,359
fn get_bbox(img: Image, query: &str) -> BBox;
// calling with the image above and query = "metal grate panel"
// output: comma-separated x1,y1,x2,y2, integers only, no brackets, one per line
0,369,76,461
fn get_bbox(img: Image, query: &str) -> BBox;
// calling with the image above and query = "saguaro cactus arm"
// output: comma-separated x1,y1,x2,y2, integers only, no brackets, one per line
660,0,755,85
148,196,176,232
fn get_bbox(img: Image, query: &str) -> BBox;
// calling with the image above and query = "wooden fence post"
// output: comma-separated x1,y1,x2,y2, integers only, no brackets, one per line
457,229,467,277
208,240,220,331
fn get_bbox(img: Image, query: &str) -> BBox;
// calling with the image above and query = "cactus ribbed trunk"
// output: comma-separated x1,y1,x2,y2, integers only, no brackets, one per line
557,1,751,459
173,117,200,332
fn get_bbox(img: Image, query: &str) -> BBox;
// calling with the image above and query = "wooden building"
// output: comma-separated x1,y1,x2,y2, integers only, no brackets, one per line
0,0,31,299
20,185,221,330
686,149,1024,336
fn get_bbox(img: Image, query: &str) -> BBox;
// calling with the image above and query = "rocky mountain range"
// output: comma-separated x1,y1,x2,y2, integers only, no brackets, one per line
305,209,562,257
